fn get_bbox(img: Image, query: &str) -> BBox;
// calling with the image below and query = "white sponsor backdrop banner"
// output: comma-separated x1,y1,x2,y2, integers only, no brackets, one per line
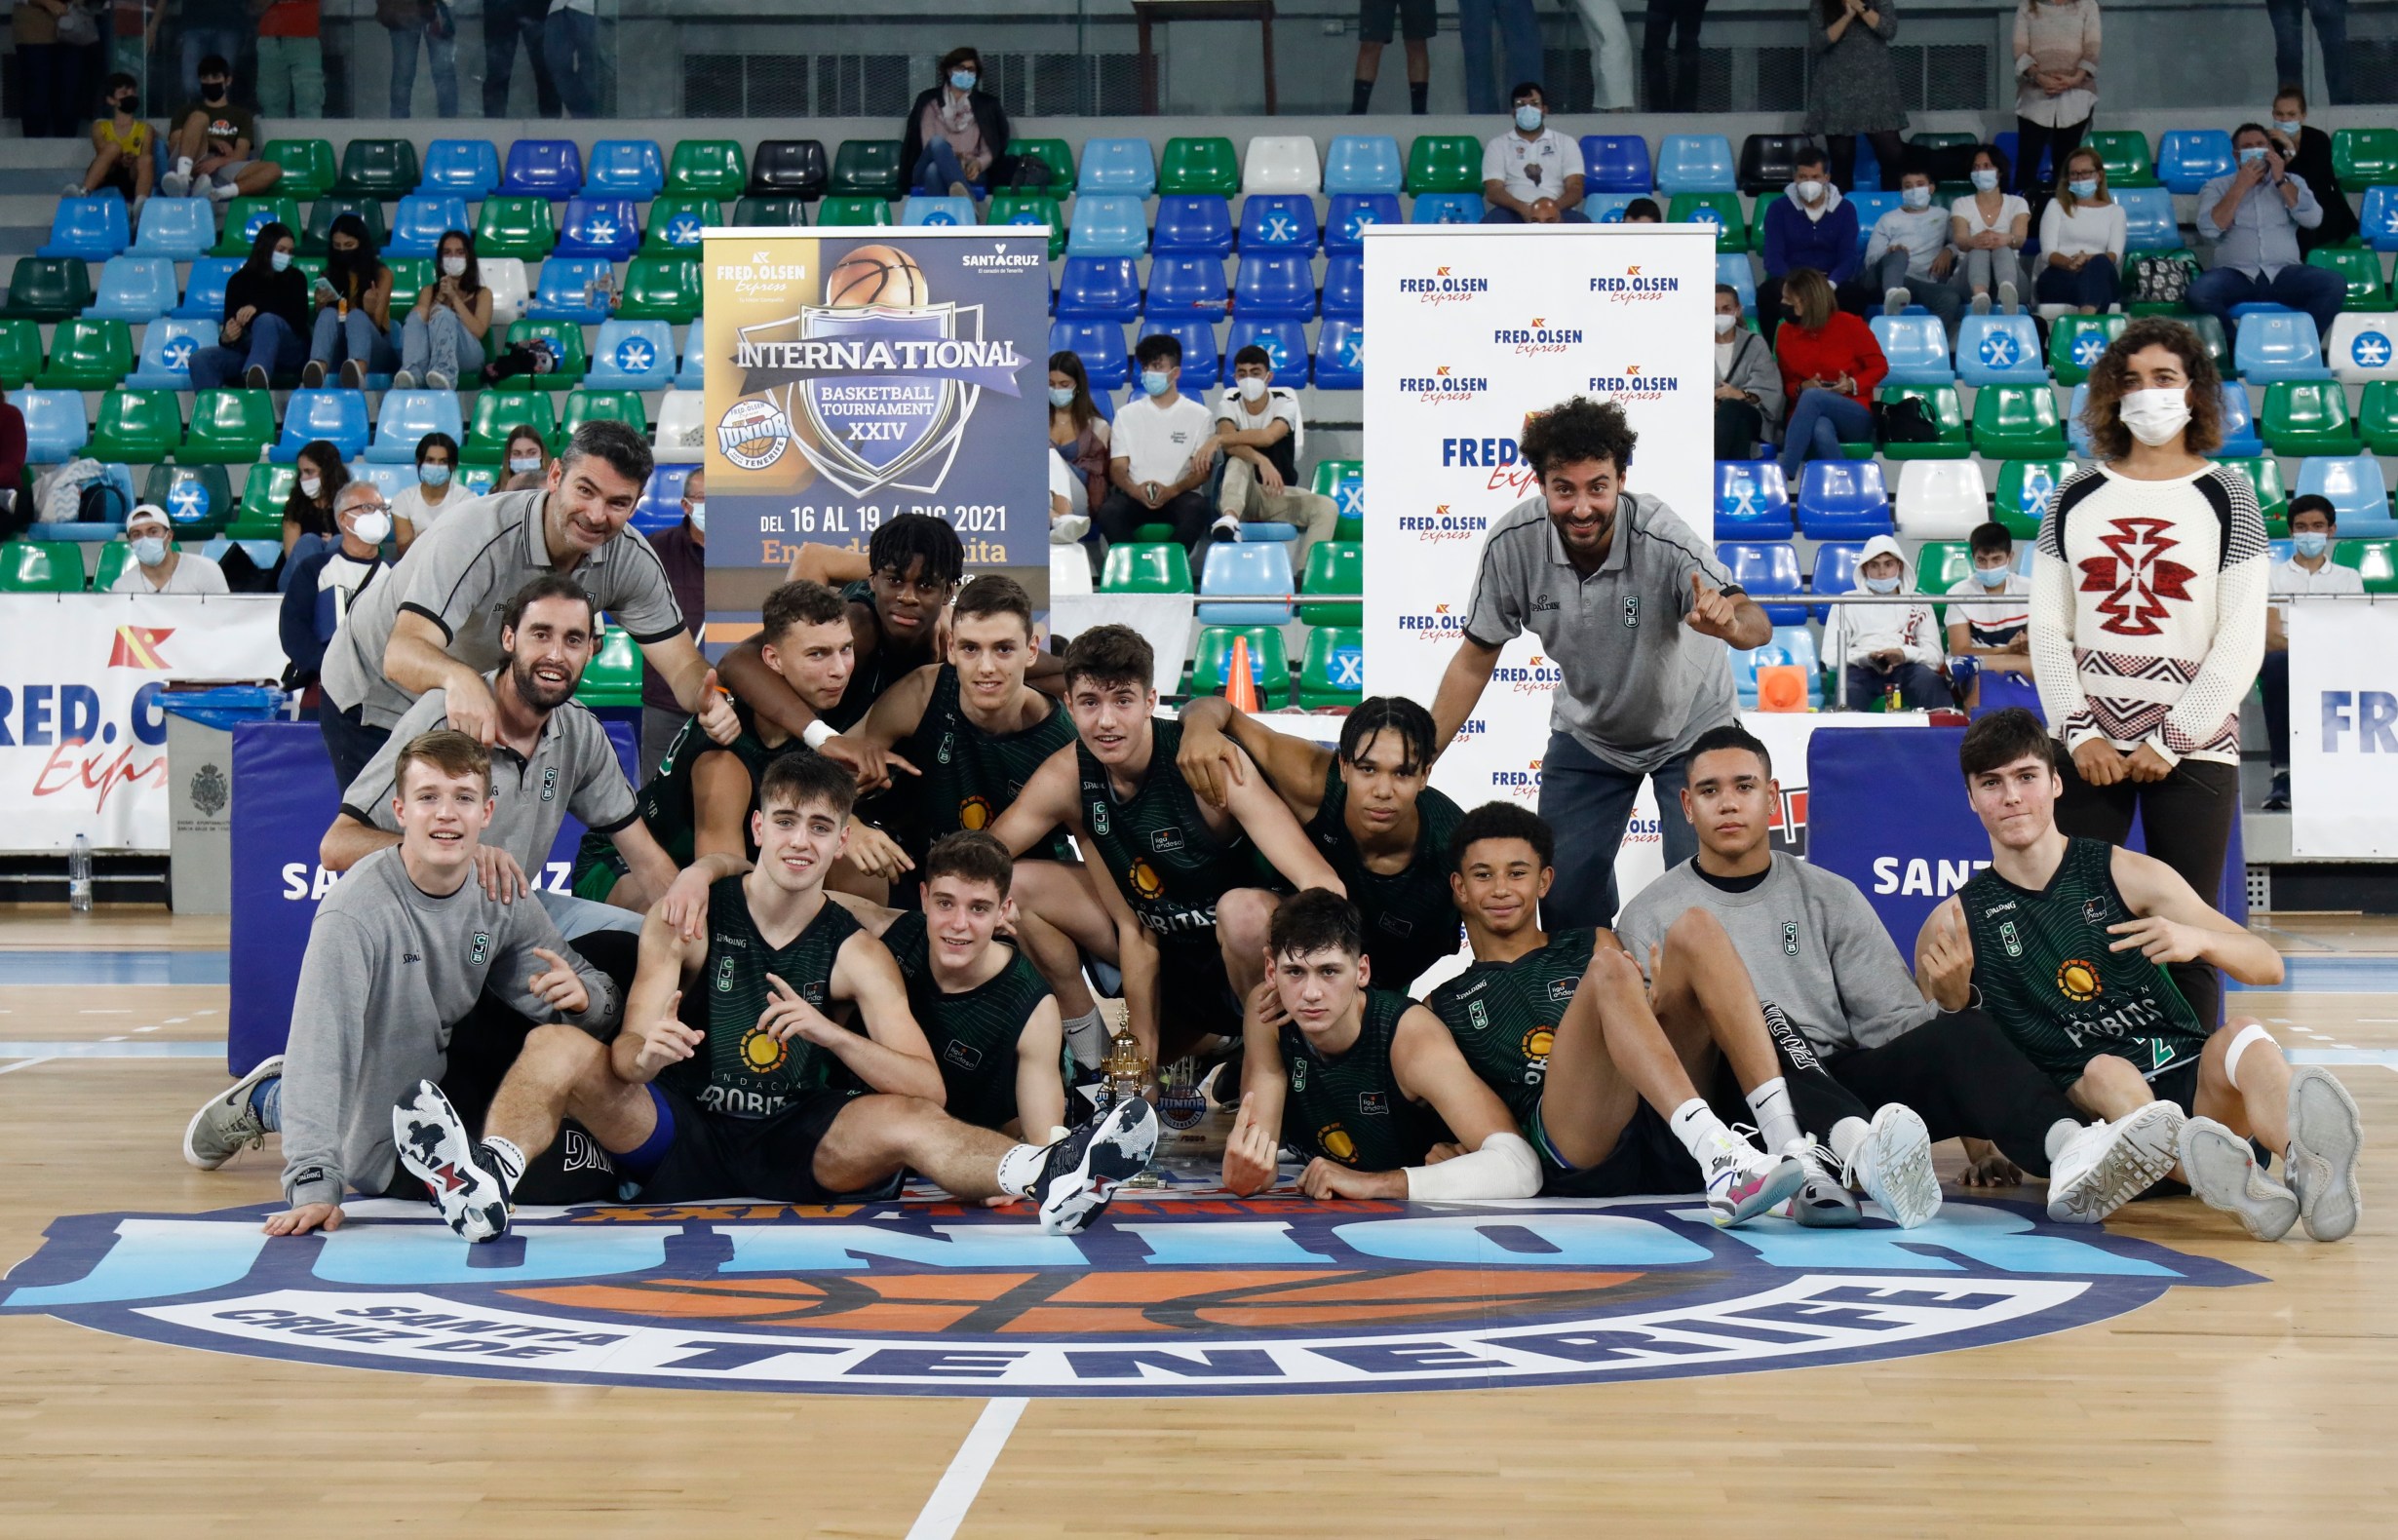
2289,598,2398,857
1361,222,1716,898
0,595,284,852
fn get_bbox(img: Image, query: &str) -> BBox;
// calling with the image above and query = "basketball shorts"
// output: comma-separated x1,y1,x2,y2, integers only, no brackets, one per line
623,1081,904,1206
568,828,628,904
1360,0,1436,43
1528,1097,1701,1199
375,1032,618,1207
2146,1059,2202,1117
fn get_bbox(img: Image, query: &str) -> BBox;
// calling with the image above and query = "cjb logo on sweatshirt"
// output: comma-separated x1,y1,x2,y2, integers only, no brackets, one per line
468,932,490,967
1782,921,1799,957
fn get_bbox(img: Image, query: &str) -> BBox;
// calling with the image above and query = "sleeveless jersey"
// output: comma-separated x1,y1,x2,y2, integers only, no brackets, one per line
1306,761,1466,990
1077,718,1271,946
894,665,1075,864
1426,928,1596,1127
823,579,927,731
1959,837,2211,1086
663,876,865,1118
1279,988,1448,1171
881,909,1056,1133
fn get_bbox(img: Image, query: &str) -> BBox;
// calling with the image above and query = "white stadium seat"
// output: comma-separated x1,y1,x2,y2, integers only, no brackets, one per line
1242,135,1322,195
2327,313,2398,384
652,390,708,463
1893,459,1990,540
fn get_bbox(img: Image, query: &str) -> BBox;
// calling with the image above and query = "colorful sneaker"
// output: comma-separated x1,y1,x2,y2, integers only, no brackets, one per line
182,1053,283,1170
1702,1126,1805,1227
2045,1101,2183,1224
2285,1065,2363,1242
1847,1103,1941,1229
391,1080,512,1242
1032,1096,1158,1236
1784,1140,1862,1227
2178,1116,2299,1241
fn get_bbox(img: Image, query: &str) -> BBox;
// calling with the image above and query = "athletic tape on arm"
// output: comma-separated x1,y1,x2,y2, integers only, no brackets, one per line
1404,1131,1541,1201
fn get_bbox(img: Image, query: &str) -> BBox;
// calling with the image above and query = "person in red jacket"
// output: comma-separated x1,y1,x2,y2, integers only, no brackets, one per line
1773,267,1888,480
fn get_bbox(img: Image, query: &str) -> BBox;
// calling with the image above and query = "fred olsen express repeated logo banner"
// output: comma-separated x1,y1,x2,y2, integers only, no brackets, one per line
1590,263,1682,306
0,1190,2256,1397
1396,266,1490,306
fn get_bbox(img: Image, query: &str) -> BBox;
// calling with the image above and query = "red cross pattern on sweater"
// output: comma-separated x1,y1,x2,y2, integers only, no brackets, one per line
2078,517,2196,638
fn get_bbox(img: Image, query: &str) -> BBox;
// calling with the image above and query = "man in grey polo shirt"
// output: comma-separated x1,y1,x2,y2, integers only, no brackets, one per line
1430,395,1769,928
316,420,748,787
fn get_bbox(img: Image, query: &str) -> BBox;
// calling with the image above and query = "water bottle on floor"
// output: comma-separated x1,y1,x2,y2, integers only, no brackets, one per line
68,833,92,912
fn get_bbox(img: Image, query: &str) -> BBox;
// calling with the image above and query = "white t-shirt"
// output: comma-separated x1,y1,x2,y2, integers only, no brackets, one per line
2037,198,2127,263
392,481,458,538
1214,385,1305,458
1715,338,1737,384
111,551,229,594
1944,568,2032,645
1482,129,1584,206
2268,554,2366,624
1109,394,1218,486
1952,192,2031,241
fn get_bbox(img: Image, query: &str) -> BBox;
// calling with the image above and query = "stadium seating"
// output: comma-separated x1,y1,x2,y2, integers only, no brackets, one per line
1142,255,1226,320
213,196,299,256
146,463,233,536
1310,459,1365,537
1297,626,1365,709
653,391,706,462
1190,626,1291,705
1240,195,1319,252
2217,380,2265,456
562,389,646,439
1299,541,1364,627
181,389,277,463
1323,135,1404,196
752,139,830,199
173,258,238,321
1732,627,1824,709
734,196,808,228
1584,135,1653,193
334,136,420,198
586,138,665,199
1006,137,1076,193
124,318,211,389
481,257,531,325
1314,318,1364,389
641,195,716,255
1720,540,1805,624
35,317,131,394
616,256,701,323
389,194,472,257
2307,247,2389,313
1736,134,1809,195
1667,192,1746,252
0,539,85,591
2216,456,2290,529
2338,536,2398,591
1717,252,1758,314
1895,459,1989,539
463,388,559,462
273,389,371,462
476,195,558,258
1152,196,1234,258
2262,380,2360,453
1655,134,1735,194
1809,541,1865,624
503,138,584,196
1796,460,1892,539
39,195,129,261
989,191,1066,259
585,321,677,391
367,390,466,463
2156,130,2234,194
1162,135,1242,196
0,320,39,388
1057,256,1142,322
132,199,213,260
635,464,697,529
901,195,976,227
1871,314,1953,385
556,198,641,261
87,387,181,460
526,257,614,324
2360,381,2398,453
503,318,590,384
1715,461,1793,540
1228,317,1309,383
1992,458,2075,538
816,195,894,227
1973,385,2066,457
1233,252,1314,318
2235,312,2332,382
2362,187,2398,252
261,138,336,199
228,463,296,537
2115,188,2179,251
1322,253,1365,318
2087,130,2155,188
1102,542,1192,594
1067,195,1148,257
2297,455,2397,533
2047,314,2125,386
1081,137,1160,196
1051,320,1129,390
1197,541,1295,625
346,462,412,504
1143,317,1220,390
1877,383,1973,459
2333,127,2398,192
423,138,501,198
1243,135,1320,195
1405,135,1481,194
1409,192,1484,225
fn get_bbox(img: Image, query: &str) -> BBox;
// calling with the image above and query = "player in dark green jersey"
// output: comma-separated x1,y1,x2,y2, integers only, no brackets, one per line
1219,890,1539,1201
404,751,1158,1241
992,625,1344,1071
1918,709,2363,1242
1174,694,1466,991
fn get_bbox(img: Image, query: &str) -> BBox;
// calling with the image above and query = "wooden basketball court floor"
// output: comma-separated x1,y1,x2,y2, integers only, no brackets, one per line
1,907,2393,1539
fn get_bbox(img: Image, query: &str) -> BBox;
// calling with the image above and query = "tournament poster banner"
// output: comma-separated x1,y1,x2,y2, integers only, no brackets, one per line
0,594,283,852
1361,224,1714,903
699,228,1050,621
2288,598,2398,857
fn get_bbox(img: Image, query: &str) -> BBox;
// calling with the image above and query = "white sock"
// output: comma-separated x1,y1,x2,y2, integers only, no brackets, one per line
1668,1098,1731,1162
2044,1118,2081,1164
1062,1009,1110,1069
1746,1078,1802,1154
995,1141,1047,1197
1829,1115,1871,1173
479,1135,526,1190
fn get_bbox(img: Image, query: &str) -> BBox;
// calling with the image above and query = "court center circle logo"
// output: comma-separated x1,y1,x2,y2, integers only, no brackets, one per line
0,1186,2256,1397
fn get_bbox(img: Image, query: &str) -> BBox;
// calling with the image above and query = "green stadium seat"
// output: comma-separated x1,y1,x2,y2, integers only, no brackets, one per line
93,539,137,591
2360,381,2398,455
1666,192,1749,253
1914,539,1972,625
260,138,337,200
1878,383,1972,459
1405,135,1481,194
180,389,278,464
144,463,234,538
213,196,302,257
2307,246,2391,312
1299,540,1364,627
87,387,184,461
2333,128,2398,193
476,195,558,259
2087,130,2156,188
1971,385,2066,457
0,539,86,592
1160,135,1241,196
831,139,907,199
816,195,895,227
383,255,432,312
1100,542,1193,594
562,388,646,438
2180,312,2231,377
503,319,588,388
668,139,749,196
1992,457,2077,538
1296,625,1366,710
4,256,93,321
641,194,721,254
302,196,388,255
574,624,645,707
0,319,41,388
1188,626,1290,706
2335,536,2398,591
231,463,299,538
1312,458,1365,538
733,196,809,228
615,255,702,324
2261,381,2361,454
1007,138,1076,193
39,318,133,389
1130,523,1177,543
336,137,422,197
464,389,560,463
988,191,1066,259
2215,456,2291,534
2046,313,2126,386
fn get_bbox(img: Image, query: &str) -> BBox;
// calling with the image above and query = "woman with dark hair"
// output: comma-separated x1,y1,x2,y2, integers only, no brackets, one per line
1949,142,2031,313
392,430,460,550
1806,0,1908,191
1046,350,1111,515
189,220,309,390
2030,318,2266,1030
1712,284,1783,459
1772,267,1886,479
395,229,490,390
901,46,1014,200
281,439,350,554
306,210,397,389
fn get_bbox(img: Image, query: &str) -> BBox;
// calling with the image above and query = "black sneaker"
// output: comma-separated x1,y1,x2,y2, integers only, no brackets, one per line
300,359,327,389
243,365,269,390
2263,769,2291,811
392,1080,513,1242
1032,1096,1158,1235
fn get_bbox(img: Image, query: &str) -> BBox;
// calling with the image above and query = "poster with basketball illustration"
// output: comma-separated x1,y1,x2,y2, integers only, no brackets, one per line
700,228,1051,610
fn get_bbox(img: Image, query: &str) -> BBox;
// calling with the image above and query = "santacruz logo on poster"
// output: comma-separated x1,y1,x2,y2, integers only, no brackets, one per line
1587,366,1682,403
0,1193,2257,1398
1396,267,1490,304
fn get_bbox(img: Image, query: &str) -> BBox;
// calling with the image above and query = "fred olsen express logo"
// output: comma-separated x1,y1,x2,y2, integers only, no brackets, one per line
1496,655,1566,695
1397,603,1468,642
1397,366,1488,404
1441,435,1538,499
1586,365,1682,404
1491,758,1542,800
0,1191,2256,1397
1397,505,1489,544
1493,319,1583,357
1396,265,1490,305
1590,265,1681,306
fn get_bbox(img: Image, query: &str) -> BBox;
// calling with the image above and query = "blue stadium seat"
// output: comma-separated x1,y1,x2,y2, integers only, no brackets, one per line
1716,253,1757,314
503,138,584,197
2364,187,2398,253
674,332,706,390
636,464,697,528
1715,462,1795,541
2234,311,2332,382
131,198,213,259
1151,195,1233,258
901,195,977,227
389,194,472,257
1808,541,1866,623
1322,252,1365,318
528,256,617,323
1141,317,1220,390
1314,318,1363,390
423,138,501,198
1066,195,1149,256
2217,380,2264,455
1196,540,1295,625
1239,194,1319,252
345,461,409,502
1226,318,1308,383
273,389,371,463
2066,382,2095,456
1410,192,1484,224
585,320,677,391
39,194,130,260
1079,137,1158,196
1954,314,2046,386
10,388,90,462
1796,460,1893,540
1991,132,2052,192
1325,192,1401,253
1580,135,1651,193
585,138,665,199
1718,540,1804,625
2116,187,2179,251
124,317,213,389
556,197,640,260
2296,454,2397,531
1656,134,1736,193
367,389,466,463
1846,190,1903,252
1233,252,1315,318
2157,130,2235,195
1586,193,1639,223
1872,313,1954,385
1144,255,1228,319
173,257,239,320
1056,256,1143,322
1323,135,1405,196
86,256,177,322
1049,319,1129,390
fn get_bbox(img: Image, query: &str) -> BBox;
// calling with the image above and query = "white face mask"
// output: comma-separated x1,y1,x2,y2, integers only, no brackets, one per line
1971,169,2000,191
2118,386,2193,447
1795,179,1825,204
298,475,322,498
510,455,542,475
1713,312,1738,334
419,463,450,486
1861,573,1902,595
1236,375,1267,401
2275,118,2302,136
131,535,168,566
1972,563,2011,589
441,255,468,278
348,509,392,545
686,500,706,532
1901,185,1932,210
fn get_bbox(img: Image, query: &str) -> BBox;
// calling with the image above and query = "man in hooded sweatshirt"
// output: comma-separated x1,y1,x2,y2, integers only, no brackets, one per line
1829,534,1946,710
1759,146,1859,334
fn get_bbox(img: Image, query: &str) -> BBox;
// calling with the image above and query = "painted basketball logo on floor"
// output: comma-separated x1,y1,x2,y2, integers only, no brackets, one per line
0,1186,2257,1398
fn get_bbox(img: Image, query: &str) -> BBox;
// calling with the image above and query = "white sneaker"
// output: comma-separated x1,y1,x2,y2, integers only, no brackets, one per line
1882,286,1906,318
63,179,88,197
1049,513,1090,544
160,168,191,199
1846,1103,1941,1229
392,368,417,390
2045,1100,2184,1224
1783,1139,1862,1227
1031,1096,1158,1236
425,369,453,391
2178,1116,2299,1241
2285,1065,2363,1242
208,179,238,204
1701,1126,1805,1227
1210,513,1241,541
1997,281,2020,314
1970,291,1992,316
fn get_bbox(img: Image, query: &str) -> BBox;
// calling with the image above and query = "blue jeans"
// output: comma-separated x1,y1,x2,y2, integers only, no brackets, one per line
190,311,303,389
1778,387,1876,478
1536,731,1701,929
387,21,459,118
911,140,990,199
543,8,600,118
1845,660,1948,710
311,307,399,373
2032,253,2119,311
180,28,246,102
2188,263,2346,349
2267,0,2349,105
401,307,487,380
1457,0,1544,115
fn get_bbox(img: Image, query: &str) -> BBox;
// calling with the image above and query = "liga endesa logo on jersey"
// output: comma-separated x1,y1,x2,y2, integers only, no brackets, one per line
1394,265,1491,305
0,1191,2257,1398
1396,505,1490,544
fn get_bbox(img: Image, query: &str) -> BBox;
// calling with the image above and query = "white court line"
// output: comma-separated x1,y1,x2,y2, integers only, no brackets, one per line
0,1059,55,1076
905,1398,1028,1540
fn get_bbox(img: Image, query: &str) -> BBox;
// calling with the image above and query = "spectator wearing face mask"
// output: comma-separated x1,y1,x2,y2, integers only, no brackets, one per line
1949,143,2030,314
161,53,284,201
1480,83,1588,223
1758,148,1858,332
501,424,552,488
1861,168,1963,340
282,439,350,558
1830,535,1944,708
1773,267,1887,479
1711,284,1783,459
1206,344,1340,571
1943,520,2035,707
281,481,394,702
2191,122,2343,345
2269,85,2358,253
1046,350,1110,519
392,431,460,551
74,73,154,213
2034,147,2125,314
396,230,491,390
307,211,399,391
191,221,308,390
2260,494,2361,810
113,503,229,594
1098,331,1218,554
903,47,1014,200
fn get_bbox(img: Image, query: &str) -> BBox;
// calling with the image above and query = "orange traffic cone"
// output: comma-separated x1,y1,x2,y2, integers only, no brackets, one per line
1224,635,1260,712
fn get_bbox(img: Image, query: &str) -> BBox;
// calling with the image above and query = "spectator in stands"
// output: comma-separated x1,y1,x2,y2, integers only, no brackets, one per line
2034,147,2125,315
11,0,82,140
393,431,460,551
1863,168,1963,338
1350,0,1432,115
2191,123,2343,345
382,0,459,118
1567,0,1635,113
1208,343,1340,572
483,0,561,118
1480,82,1588,224
305,212,398,391
189,219,306,391
1623,197,1663,221
1759,147,1858,330
2011,0,2099,206
1808,0,1907,192
1950,143,2030,314
503,424,553,486
637,467,704,782
1456,0,1542,116
2261,494,2362,810
1047,350,1110,519
113,503,228,594
161,54,281,202
280,481,393,702
2267,0,2348,108
543,0,600,117
71,72,152,213
1831,535,1945,708
1713,283,1783,459
1643,0,1707,111
902,47,1012,201
253,0,324,118
1097,332,1218,555
1944,520,2035,706
2273,84,2358,251
1773,267,1888,479
162,0,244,102
283,439,349,558
395,230,491,391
